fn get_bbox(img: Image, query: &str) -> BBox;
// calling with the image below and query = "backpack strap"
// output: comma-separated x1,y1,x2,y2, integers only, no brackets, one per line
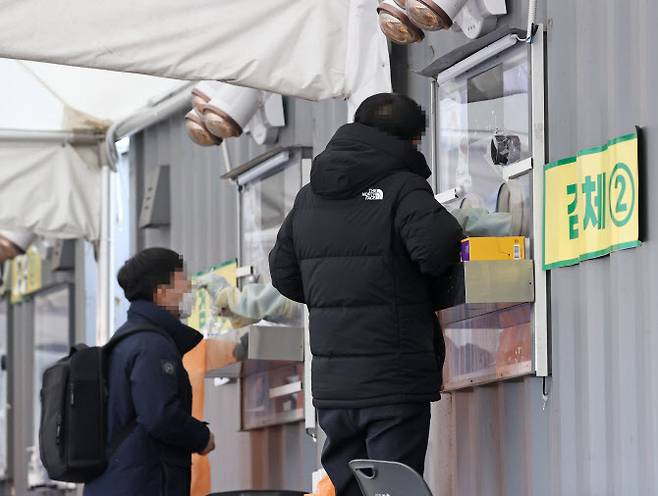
103,323,176,458
104,323,176,352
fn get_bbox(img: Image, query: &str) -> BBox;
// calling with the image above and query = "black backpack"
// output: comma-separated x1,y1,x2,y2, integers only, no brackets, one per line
39,324,168,483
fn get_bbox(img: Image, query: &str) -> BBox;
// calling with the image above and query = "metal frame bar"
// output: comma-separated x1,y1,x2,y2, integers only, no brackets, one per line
303,305,316,440
531,25,549,377
97,149,114,345
502,157,533,181
0,129,102,145
429,79,438,192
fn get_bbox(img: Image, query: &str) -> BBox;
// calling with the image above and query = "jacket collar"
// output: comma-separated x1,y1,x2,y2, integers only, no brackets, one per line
126,299,202,356
331,123,431,179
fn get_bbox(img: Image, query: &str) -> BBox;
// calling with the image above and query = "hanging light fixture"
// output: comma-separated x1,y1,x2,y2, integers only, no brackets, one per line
377,0,424,45
202,83,263,139
190,81,220,113
184,109,222,146
406,0,464,30
407,0,463,31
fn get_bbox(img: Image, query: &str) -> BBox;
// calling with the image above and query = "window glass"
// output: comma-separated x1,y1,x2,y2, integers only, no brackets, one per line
438,45,531,234
436,44,535,390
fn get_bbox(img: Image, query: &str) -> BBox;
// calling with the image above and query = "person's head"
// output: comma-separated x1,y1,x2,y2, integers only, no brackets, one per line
354,93,426,144
117,248,190,316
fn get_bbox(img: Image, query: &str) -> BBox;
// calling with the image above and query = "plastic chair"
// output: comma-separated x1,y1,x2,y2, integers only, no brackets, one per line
349,460,433,496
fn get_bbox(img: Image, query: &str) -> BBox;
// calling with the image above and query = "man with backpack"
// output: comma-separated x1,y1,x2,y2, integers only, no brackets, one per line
269,93,464,496
84,248,215,495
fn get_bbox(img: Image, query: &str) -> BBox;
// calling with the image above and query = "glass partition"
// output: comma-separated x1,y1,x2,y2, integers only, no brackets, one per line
238,150,306,429
435,42,538,390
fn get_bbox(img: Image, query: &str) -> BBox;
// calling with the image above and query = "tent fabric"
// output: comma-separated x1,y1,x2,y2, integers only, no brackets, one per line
0,0,391,106
0,140,101,240
0,58,185,132
0,0,390,242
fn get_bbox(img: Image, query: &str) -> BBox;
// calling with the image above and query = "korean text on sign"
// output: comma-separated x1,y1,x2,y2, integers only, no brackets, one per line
543,132,640,270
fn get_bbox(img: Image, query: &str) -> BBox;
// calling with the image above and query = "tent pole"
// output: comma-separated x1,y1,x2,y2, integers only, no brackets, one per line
97,154,114,345
0,128,102,144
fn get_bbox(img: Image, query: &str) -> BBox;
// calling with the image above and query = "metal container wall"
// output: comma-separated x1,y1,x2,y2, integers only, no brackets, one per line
415,1,658,494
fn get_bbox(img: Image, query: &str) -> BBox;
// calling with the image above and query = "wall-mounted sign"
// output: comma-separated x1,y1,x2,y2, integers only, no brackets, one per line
544,131,640,270
10,246,42,303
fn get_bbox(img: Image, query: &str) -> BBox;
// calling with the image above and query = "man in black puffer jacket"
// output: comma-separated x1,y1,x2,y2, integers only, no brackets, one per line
269,93,463,496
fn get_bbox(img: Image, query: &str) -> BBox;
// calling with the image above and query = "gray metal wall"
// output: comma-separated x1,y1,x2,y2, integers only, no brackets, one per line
545,1,657,494
133,1,658,492
130,97,346,492
411,0,658,494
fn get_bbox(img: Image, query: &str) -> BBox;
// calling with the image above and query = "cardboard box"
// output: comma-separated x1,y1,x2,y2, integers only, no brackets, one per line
461,237,525,262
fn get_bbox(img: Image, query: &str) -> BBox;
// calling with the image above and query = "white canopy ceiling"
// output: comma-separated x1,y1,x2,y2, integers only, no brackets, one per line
0,0,390,113
0,0,390,241
0,58,186,132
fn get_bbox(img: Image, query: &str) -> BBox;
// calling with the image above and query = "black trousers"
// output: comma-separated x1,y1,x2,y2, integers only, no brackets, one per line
317,403,431,496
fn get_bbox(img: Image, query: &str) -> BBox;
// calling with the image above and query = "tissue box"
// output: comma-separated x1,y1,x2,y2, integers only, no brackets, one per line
461,237,525,262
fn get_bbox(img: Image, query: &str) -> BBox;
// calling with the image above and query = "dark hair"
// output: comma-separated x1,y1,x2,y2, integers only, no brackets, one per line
354,93,426,141
117,248,184,302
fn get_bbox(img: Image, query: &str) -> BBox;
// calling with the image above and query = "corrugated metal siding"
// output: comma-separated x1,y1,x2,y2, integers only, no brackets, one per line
413,0,658,494
131,97,346,492
546,0,658,494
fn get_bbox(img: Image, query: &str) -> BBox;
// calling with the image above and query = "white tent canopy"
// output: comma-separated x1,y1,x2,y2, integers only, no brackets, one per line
0,0,391,240
0,59,187,241
0,140,102,239
0,59,187,132
0,0,390,107
0,0,391,340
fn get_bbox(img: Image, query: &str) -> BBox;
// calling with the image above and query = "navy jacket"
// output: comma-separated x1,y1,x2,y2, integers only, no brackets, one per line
270,123,463,408
84,300,210,496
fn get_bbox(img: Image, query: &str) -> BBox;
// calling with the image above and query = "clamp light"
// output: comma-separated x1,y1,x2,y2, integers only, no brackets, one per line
406,0,465,31
184,109,222,146
202,84,262,139
377,0,424,45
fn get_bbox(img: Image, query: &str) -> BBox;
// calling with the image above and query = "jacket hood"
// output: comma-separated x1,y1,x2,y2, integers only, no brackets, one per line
310,123,431,199
124,299,203,355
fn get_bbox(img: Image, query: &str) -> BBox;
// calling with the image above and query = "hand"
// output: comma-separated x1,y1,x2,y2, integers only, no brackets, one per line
200,432,215,456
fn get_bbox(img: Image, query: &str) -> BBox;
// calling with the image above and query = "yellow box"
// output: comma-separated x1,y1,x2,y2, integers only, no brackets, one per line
461,237,525,262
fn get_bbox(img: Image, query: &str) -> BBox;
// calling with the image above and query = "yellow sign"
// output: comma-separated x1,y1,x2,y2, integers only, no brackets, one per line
10,246,43,303
544,131,640,270
187,259,237,336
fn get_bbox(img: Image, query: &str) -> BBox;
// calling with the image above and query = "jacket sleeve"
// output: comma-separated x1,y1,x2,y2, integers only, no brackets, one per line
130,338,210,453
269,209,305,303
394,178,464,277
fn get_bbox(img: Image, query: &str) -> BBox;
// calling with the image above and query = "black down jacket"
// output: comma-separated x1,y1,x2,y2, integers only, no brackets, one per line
269,123,463,408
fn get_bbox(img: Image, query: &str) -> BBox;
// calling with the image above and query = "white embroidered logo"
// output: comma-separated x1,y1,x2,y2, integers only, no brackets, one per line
362,188,384,201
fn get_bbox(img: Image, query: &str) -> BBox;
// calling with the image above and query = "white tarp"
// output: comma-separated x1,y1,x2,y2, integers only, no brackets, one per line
0,0,391,242
0,141,101,240
0,0,391,106
0,58,186,132
0,59,171,242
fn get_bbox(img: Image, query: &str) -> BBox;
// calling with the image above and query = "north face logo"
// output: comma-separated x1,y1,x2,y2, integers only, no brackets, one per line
362,188,384,201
